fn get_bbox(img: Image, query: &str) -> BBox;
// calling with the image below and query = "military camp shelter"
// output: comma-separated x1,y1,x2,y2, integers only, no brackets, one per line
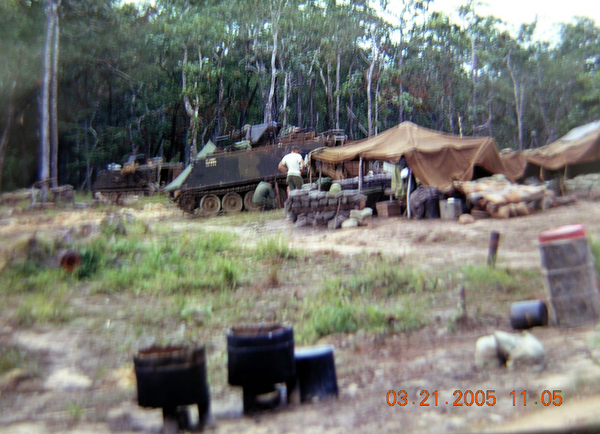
310,121,513,191
500,120,600,181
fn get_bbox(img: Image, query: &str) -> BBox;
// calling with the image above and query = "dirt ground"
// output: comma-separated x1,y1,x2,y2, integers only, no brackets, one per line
2,199,600,434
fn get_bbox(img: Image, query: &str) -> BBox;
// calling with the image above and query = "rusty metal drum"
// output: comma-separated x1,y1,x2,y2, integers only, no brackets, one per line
538,224,600,327
134,345,210,410
227,324,295,388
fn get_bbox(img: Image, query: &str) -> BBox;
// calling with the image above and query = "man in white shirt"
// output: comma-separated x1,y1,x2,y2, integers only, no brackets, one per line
278,146,305,193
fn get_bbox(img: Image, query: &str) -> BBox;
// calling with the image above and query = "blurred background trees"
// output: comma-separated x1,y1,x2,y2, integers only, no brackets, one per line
0,0,598,191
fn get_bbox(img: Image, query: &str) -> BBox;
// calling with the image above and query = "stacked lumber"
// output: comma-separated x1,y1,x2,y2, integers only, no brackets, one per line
1,189,40,205
451,175,555,219
50,185,74,204
285,188,368,228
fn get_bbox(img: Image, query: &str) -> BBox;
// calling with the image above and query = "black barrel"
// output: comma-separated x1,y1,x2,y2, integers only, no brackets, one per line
134,346,210,410
227,324,295,388
295,345,338,403
510,300,548,329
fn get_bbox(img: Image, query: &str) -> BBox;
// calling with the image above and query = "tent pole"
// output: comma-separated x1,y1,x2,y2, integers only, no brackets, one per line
358,156,363,192
407,169,412,219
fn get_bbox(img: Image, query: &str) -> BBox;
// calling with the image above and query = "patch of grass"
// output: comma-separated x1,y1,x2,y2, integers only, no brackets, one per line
65,402,84,424
0,345,40,381
457,264,540,295
15,292,72,326
1,268,67,294
195,231,236,254
297,288,427,344
0,346,24,375
100,214,150,238
88,232,244,294
75,239,114,280
6,235,64,277
254,235,301,261
323,255,436,298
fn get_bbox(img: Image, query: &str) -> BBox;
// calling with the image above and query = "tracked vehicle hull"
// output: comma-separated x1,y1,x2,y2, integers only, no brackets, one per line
93,160,184,202
172,135,328,215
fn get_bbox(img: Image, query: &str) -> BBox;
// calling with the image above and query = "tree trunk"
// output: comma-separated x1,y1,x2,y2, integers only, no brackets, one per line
375,80,380,135
535,51,552,146
216,50,225,136
282,70,290,130
367,39,377,137
182,46,199,161
471,34,477,111
397,49,404,124
50,1,60,188
40,0,56,195
335,52,341,130
327,61,333,130
84,118,91,192
217,68,224,136
318,61,333,130
507,50,525,150
297,65,302,128
309,77,315,131
0,82,16,193
265,27,278,124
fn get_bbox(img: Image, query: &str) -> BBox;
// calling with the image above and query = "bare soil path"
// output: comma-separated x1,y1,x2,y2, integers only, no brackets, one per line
1,200,600,434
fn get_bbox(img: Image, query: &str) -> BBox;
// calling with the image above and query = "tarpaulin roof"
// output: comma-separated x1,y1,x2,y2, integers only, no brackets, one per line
527,121,600,170
499,120,600,179
163,164,192,192
499,149,529,181
311,121,512,190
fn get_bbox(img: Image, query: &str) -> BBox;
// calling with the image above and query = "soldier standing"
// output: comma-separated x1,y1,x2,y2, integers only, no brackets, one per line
278,146,305,194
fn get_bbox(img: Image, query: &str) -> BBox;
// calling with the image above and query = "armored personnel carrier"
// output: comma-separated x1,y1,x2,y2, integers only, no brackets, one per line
92,154,184,202
167,125,346,215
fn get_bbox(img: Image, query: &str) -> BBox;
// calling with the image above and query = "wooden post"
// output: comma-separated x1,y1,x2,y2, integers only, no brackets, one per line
318,163,322,191
487,231,500,267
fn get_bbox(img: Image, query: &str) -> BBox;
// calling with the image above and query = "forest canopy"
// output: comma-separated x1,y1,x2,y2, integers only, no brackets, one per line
0,0,599,192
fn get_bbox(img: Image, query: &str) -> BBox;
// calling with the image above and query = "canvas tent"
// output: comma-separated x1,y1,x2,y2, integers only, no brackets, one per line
311,121,512,191
500,120,600,180
499,149,529,181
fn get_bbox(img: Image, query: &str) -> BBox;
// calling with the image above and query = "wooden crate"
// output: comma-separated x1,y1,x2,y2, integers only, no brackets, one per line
376,201,401,218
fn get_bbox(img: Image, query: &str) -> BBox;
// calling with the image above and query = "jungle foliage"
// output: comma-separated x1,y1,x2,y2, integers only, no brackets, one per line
1,0,599,191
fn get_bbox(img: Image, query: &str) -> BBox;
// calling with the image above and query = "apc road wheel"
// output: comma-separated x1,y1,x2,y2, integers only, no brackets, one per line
200,194,221,216
222,192,243,213
244,190,261,212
